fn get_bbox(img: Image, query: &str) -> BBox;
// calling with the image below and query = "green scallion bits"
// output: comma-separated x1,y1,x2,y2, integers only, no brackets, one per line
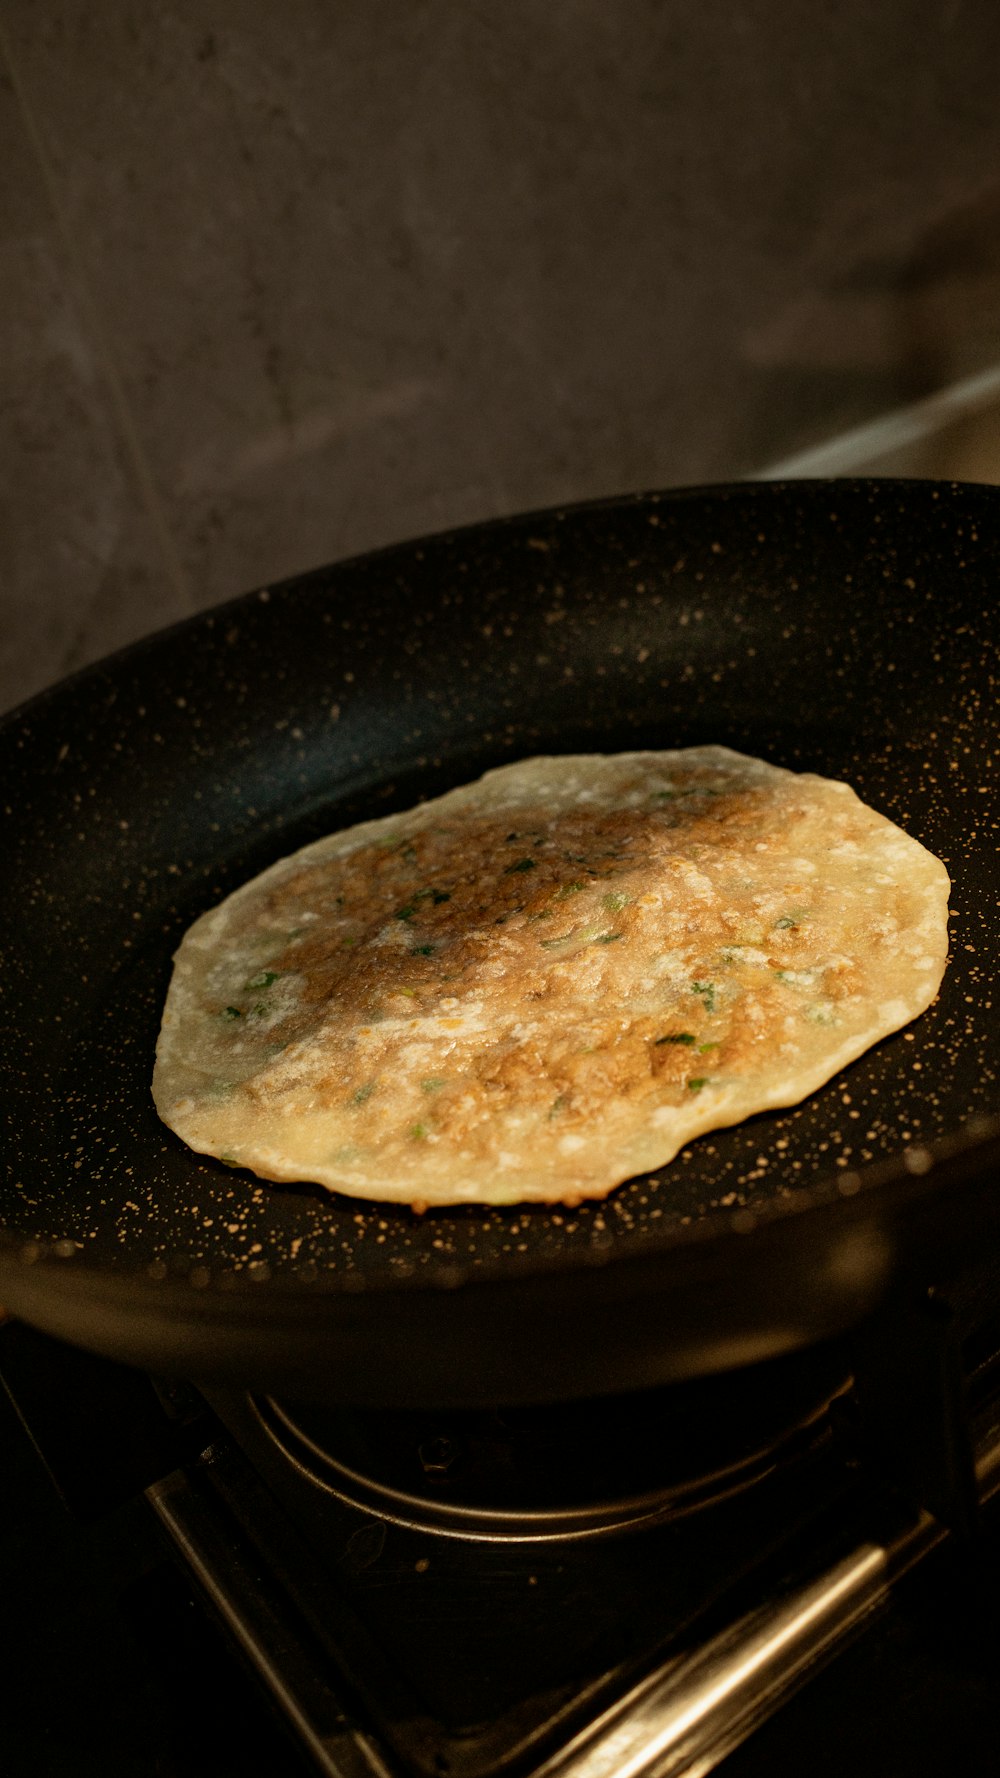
245,970,279,990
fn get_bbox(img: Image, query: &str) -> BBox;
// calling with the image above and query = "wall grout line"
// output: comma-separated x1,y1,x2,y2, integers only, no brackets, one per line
0,19,197,615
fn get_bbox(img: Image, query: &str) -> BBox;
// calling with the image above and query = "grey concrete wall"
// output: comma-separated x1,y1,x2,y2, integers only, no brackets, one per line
3,1,1000,712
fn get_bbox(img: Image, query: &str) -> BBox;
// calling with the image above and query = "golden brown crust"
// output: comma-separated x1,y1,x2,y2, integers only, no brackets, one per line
152,748,950,1205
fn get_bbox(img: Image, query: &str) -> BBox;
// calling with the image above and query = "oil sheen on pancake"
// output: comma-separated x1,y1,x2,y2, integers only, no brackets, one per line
152,748,950,1207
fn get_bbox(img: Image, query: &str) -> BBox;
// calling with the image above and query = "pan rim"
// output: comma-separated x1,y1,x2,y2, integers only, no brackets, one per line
2,475,998,1357
3,1115,998,1303
2,472,986,735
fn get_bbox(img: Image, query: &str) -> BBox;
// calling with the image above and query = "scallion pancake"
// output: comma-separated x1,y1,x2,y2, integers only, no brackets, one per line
152,748,950,1206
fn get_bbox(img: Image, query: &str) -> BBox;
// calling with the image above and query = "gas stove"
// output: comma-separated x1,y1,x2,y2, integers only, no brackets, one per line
5,1270,1000,1778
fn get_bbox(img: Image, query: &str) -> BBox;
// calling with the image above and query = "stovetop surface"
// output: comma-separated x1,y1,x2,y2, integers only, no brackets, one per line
197,1374,856,1777
4,1320,1000,1778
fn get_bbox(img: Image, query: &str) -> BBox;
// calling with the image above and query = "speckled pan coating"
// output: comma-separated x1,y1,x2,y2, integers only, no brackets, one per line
1,480,998,1401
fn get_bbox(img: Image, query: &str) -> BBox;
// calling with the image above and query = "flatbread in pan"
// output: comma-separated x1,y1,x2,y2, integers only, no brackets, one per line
152,747,949,1207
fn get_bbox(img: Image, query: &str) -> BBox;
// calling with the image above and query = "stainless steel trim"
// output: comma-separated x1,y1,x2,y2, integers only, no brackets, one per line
753,362,1000,479
530,1535,918,1778
147,1457,396,1778
531,1413,1000,1778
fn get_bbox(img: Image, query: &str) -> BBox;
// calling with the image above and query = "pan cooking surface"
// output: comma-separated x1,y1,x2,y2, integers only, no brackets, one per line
2,480,998,1301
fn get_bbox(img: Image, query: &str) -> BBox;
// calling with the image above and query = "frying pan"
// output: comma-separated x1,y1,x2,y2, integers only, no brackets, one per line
2,479,999,1407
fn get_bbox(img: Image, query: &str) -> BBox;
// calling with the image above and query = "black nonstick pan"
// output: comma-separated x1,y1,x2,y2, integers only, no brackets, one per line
2,479,999,1406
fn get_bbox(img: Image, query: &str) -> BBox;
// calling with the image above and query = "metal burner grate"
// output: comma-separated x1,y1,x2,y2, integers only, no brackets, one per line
250,1358,846,1542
